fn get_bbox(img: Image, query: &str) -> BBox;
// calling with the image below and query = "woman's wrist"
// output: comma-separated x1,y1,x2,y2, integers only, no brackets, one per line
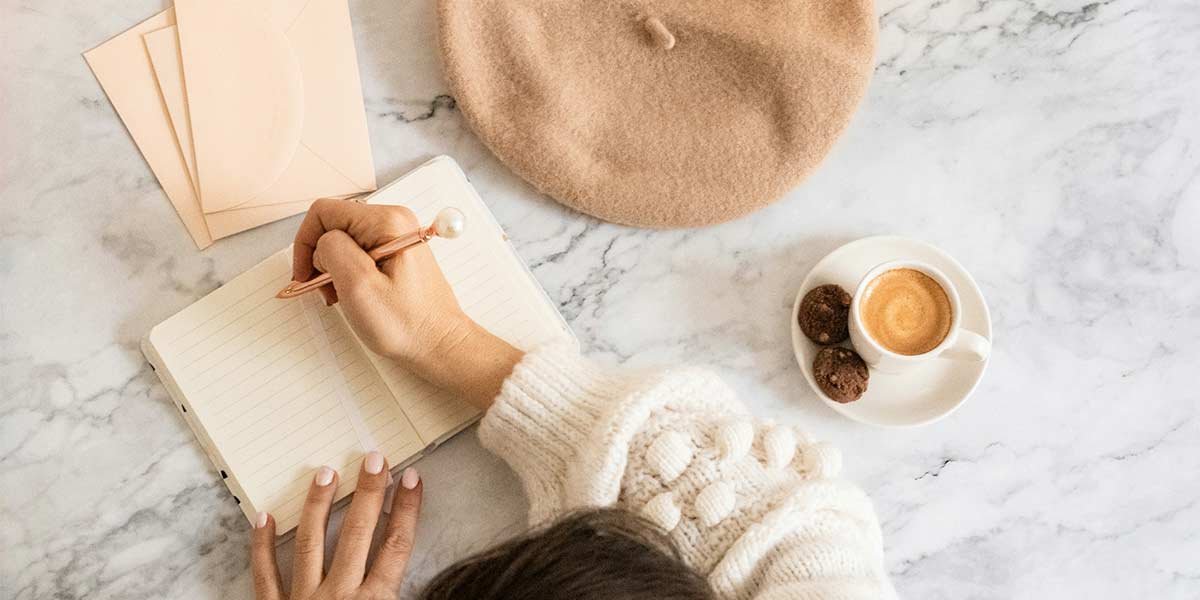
404,318,524,410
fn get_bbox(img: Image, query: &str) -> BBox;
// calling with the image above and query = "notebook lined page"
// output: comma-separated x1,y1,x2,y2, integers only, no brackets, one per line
148,250,424,532
353,157,573,442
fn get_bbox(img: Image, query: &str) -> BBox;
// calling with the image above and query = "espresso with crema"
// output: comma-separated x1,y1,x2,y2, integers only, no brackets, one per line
859,268,953,355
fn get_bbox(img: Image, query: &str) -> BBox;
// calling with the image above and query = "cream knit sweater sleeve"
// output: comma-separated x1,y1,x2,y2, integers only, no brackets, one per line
479,343,896,600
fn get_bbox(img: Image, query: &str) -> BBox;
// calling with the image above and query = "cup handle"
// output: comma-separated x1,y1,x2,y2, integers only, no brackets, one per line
941,330,990,362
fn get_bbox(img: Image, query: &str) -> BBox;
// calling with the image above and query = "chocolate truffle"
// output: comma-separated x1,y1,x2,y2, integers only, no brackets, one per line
812,347,869,403
798,284,851,345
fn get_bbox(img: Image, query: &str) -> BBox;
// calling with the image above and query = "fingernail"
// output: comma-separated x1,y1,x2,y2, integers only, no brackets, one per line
315,466,335,486
401,467,420,490
364,450,384,474
255,511,269,529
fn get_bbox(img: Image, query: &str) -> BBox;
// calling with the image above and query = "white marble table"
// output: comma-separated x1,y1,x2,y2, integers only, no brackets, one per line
3,0,1198,598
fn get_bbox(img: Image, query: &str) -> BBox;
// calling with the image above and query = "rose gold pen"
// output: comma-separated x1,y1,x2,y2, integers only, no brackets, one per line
275,207,467,300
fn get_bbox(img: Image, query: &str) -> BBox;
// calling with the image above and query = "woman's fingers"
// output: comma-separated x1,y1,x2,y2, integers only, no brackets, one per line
314,231,385,292
364,467,423,593
293,199,344,282
253,459,421,598
290,466,339,599
311,230,389,307
250,512,284,600
292,199,418,283
327,451,390,588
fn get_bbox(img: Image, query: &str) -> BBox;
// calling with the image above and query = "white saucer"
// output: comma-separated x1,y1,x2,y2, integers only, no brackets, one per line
791,236,992,427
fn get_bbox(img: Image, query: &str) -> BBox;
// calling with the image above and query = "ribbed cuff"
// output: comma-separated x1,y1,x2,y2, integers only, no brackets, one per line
479,342,627,522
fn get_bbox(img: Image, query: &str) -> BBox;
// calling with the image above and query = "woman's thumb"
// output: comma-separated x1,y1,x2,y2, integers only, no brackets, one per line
313,230,383,292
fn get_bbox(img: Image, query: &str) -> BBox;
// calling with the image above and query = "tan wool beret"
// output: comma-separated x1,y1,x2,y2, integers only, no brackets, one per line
438,1,877,228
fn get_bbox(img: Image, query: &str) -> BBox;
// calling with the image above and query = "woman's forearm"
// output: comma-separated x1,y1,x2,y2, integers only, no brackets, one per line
405,319,525,411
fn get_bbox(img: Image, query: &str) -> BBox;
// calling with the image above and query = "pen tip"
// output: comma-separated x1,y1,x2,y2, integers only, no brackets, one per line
276,283,298,299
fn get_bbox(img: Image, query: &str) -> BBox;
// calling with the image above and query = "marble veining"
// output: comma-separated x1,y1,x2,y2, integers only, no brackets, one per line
2,0,1198,598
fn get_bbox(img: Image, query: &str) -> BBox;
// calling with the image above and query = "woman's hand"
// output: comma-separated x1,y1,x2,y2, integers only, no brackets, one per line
251,453,421,600
293,199,465,362
292,199,523,409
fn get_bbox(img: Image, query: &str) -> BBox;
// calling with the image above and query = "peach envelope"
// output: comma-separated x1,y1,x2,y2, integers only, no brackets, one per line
141,26,328,240
85,10,318,249
173,0,377,215
143,26,200,198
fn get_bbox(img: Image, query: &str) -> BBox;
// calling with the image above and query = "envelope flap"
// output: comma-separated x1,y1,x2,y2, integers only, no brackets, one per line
176,0,305,213
287,0,376,192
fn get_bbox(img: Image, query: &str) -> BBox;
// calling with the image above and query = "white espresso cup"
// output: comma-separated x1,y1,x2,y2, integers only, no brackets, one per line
849,260,990,373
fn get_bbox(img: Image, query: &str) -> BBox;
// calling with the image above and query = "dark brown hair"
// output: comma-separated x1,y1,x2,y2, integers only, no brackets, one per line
419,508,715,600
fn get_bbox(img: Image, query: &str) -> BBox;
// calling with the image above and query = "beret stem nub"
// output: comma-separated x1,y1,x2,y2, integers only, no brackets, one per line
644,17,676,50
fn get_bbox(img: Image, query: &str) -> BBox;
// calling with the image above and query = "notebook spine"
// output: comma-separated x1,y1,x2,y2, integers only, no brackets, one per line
140,335,254,522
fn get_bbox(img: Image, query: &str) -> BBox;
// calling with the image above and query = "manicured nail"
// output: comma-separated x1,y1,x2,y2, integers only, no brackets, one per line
401,467,420,490
364,450,384,474
255,511,269,529
315,466,335,486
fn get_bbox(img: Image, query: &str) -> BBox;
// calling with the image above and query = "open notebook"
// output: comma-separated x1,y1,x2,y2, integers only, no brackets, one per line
142,156,571,533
